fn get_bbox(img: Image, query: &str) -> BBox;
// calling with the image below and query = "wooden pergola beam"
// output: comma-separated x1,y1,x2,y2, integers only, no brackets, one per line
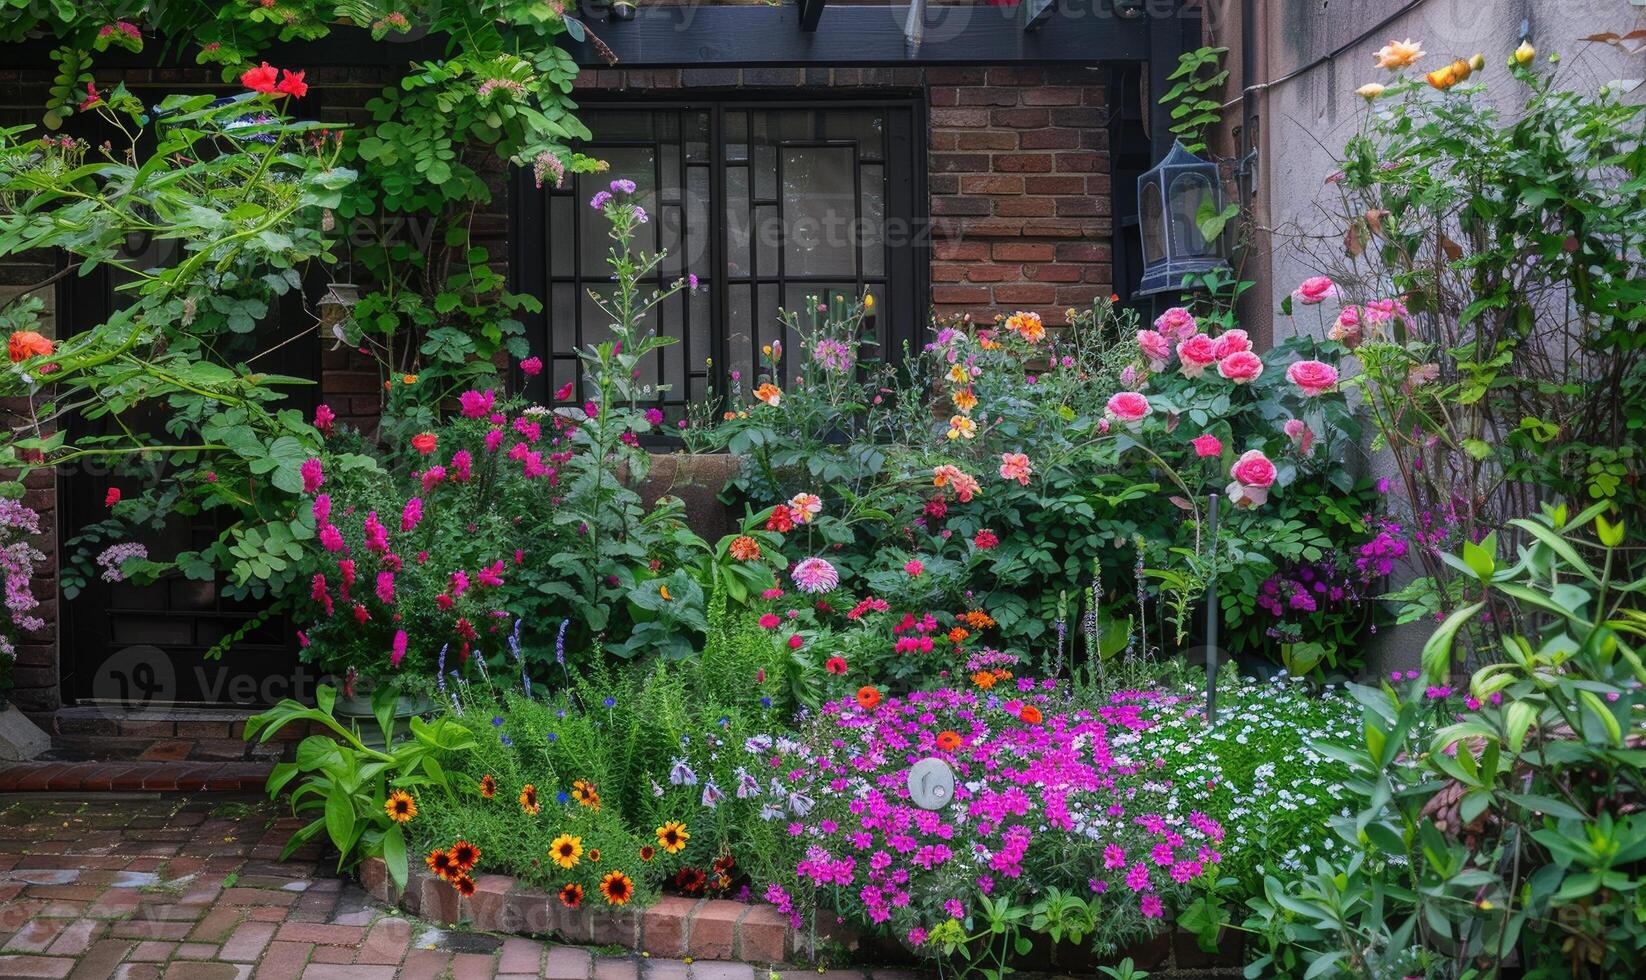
798,0,829,33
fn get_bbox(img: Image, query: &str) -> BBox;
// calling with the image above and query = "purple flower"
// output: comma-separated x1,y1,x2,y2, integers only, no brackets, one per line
589,190,612,209
610,178,637,194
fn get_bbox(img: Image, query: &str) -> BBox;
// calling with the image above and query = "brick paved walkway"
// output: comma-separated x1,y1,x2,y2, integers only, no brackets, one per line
0,793,929,980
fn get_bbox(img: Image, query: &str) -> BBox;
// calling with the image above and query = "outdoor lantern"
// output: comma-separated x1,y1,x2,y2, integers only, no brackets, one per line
1135,140,1228,295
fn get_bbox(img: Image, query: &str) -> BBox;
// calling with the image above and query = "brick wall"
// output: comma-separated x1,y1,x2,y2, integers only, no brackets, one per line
0,60,1115,728
927,66,1112,327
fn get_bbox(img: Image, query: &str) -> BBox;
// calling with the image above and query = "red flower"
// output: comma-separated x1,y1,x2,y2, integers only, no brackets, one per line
1019,705,1043,725
974,529,999,550
764,506,794,533
786,634,803,649
825,656,848,675
276,70,308,98
104,488,121,508
240,62,280,94
856,686,882,710
79,82,101,111
411,432,438,455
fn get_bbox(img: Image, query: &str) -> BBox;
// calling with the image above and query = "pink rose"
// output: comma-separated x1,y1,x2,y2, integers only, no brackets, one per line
1136,329,1172,369
1227,449,1277,508
1230,450,1277,488
1217,350,1264,384
1284,418,1315,455
1176,334,1218,377
904,559,925,577
1153,307,1198,340
1292,276,1338,306
1328,306,1363,347
1363,297,1409,326
1212,329,1250,359
1105,391,1151,422
1286,359,1338,397
1191,434,1223,458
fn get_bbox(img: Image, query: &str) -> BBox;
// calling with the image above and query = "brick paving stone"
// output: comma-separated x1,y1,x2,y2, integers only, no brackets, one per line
67,938,133,980
45,919,102,956
497,937,543,974
271,923,362,946
187,907,243,944
593,958,639,980
450,950,499,979
297,966,395,980
688,964,755,980
6,916,72,952
306,946,352,964
218,922,275,963
0,953,76,977
397,948,451,980
542,945,591,979
175,942,220,959
353,917,410,965
112,966,162,980
161,963,243,980
249,941,312,980
640,960,690,980
128,941,178,961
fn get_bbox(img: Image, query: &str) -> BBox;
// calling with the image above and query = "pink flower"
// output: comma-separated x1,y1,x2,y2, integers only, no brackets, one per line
1284,418,1315,455
520,356,543,376
1105,391,1151,422
1152,307,1198,340
1292,275,1338,306
375,571,396,604
904,559,925,577
459,388,496,419
1191,433,1222,458
1216,350,1264,384
1140,895,1164,919
300,457,324,494
390,629,408,667
1227,449,1277,508
1135,329,1171,369
313,404,336,436
319,524,346,553
1286,359,1338,397
363,512,390,553
1328,305,1363,347
998,452,1033,486
312,493,332,525
1212,329,1250,359
1175,334,1218,377
791,557,840,594
758,613,782,630
400,497,423,532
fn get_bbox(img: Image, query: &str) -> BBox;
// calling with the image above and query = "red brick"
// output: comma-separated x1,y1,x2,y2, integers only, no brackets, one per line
468,875,514,933
1021,87,1083,106
991,242,1055,262
955,130,1017,150
1020,128,1081,150
398,949,451,980
932,240,987,261
592,960,635,980
418,875,461,927
449,952,496,980
924,67,986,84
219,921,275,962
735,905,788,964
250,940,312,980
929,153,990,173
930,196,991,217
959,175,1022,195
930,107,990,128
993,154,1054,173
0,955,73,978
1023,175,1087,195
931,286,991,305
1055,152,1103,173
955,87,1017,106
542,946,590,979
964,265,1017,283
497,938,543,974
358,858,389,903
991,108,1048,128
993,197,1055,218
687,901,741,961
641,897,697,957
273,923,364,946
1024,264,1084,283
992,284,1057,304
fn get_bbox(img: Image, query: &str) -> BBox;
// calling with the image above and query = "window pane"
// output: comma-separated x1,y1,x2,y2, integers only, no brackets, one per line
578,146,657,268
783,147,857,278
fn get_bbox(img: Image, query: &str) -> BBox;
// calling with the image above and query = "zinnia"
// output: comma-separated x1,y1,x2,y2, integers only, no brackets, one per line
856,686,882,710
791,557,840,594
946,415,977,440
411,432,438,455
998,452,1033,486
728,535,761,561
1286,359,1338,397
787,493,823,523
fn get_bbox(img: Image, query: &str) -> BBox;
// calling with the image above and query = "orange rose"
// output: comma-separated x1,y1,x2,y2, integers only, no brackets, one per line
8,331,54,363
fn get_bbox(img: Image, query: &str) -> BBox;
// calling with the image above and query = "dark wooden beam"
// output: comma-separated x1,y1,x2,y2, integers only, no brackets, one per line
1019,0,1057,32
569,4,1151,66
798,0,829,33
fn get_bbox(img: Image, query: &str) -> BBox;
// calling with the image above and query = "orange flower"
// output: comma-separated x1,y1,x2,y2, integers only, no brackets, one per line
1373,38,1424,70
936,730,962,751
559,883,584,908
7,331,53,363
1005,311,1044,343
754,383,782,407
599,870,634,906
960,610,996,630
729,535,761,561
1019,705,1043,725
952,388,978,414
384,790,416,823
639,845,656,862
479,774,496,799
519,784,540,815
449,840,480,872
856,686,882,710
426,849,455,880
451,873,476,897
971,670,998,691
947,627,969,644
571,779,601,811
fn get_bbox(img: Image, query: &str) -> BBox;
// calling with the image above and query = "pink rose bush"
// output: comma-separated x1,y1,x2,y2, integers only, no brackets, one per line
1286,359,1339,397
1227,449,1278,508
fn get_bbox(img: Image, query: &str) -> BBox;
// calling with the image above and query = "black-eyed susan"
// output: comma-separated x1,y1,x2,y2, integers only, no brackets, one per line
559,882,584,908
549,834,583,870
384,790,417,823
449,840,480,872
599,870,634,906
519,784,540,816
588,848,601,863
571,779,601,811
425,849,455,880
638,845,656,862
656,821,690,854
479,774,497,799
451,873,476,897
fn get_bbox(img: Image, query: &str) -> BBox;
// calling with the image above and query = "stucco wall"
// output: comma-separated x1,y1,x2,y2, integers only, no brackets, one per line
1200,0,1644,671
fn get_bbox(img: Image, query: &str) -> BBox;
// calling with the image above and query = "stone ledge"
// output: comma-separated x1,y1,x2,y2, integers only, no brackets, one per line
360,856,837,965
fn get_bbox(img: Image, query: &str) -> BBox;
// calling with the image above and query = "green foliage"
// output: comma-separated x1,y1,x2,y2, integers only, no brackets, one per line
247,683,478,890
1158,46,1229,155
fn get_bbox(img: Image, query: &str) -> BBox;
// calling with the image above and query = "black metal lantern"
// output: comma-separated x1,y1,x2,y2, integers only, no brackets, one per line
1135,140,1228,295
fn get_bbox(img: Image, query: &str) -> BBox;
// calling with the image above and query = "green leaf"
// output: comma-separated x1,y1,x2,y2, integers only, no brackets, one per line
1422,602,1484,681
382,824,408,888
324,790,356,854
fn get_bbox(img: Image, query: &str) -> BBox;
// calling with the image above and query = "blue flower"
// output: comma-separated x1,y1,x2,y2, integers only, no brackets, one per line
556,791,571,804
760,696,773,709
603,696,616,708
500,734,513,746
546,732,558,742
491,716,504,727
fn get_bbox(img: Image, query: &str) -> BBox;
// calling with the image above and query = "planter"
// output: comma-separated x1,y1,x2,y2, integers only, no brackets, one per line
334,689,434,750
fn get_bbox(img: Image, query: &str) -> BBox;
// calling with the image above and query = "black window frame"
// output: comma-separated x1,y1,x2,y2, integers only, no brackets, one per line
510,93,929,416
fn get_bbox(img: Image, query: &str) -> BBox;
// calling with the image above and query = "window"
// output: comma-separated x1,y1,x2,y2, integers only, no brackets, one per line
515,99,926,418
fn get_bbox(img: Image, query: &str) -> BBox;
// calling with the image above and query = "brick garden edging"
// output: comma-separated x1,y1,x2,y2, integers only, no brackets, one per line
360,857,836,964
